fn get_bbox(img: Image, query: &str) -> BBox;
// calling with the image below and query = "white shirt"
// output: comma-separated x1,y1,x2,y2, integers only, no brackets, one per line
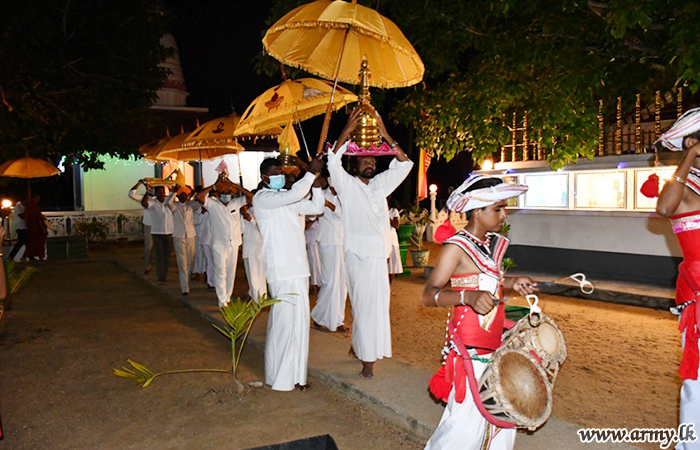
317,189,344,245
241,206,264,259
194,208,211,246
146,194,175,235
13,202,26,230
171,200,200,239
327,142,413,258
204,195,247,248
253,171,325,282
128,189,152,226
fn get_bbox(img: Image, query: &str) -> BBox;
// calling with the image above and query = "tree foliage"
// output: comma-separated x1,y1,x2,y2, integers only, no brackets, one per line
260,0,700,168
0,0,171,169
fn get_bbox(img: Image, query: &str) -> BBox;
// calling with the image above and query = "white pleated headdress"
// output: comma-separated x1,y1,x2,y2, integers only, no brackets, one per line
446,175,528,213
657,107,700,151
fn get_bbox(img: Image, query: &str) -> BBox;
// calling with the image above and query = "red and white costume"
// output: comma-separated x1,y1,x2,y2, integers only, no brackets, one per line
426,229,516,450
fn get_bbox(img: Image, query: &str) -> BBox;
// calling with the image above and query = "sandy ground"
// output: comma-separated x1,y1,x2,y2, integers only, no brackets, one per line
3,242,683,449
312,243,684,438
0,259,422,450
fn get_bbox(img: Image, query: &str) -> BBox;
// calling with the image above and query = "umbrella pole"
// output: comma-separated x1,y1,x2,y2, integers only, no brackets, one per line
236,152,244,186
316,28,350,156
294,111,311,161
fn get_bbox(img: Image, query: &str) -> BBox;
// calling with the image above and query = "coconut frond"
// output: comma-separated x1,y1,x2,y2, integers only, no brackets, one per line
113,359,158,388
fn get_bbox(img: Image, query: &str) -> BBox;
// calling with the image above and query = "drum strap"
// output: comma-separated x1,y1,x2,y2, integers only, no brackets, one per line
449,320,517,429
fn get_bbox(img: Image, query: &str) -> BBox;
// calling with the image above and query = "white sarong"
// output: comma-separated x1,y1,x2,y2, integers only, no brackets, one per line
311,243,347,331
345,251,391,362
425,356,516,450
265,277,310,391
307,241,322,286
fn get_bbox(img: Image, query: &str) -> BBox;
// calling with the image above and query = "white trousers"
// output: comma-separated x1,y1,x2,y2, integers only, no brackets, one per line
199,244,215,287
265,278,310,391
193,240,207,274
307,242,322,286
425,357,516,450
244,255,267,301
678,339,700,450
345,251,391,362
173,237,196,294
211,244,238,307
312,244,347,331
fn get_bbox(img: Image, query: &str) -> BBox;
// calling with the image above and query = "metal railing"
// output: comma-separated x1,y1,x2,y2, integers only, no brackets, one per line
3,210,144,241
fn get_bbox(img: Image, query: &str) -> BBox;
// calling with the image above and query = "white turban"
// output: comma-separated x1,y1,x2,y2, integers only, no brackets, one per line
657,107,700,151
446,175,528,213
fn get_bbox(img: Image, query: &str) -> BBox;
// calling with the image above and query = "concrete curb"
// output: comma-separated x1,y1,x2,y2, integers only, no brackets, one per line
107,256,642,449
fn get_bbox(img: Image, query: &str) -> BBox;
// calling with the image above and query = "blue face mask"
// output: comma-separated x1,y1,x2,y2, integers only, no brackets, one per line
268,174,285,190
219,194,231,203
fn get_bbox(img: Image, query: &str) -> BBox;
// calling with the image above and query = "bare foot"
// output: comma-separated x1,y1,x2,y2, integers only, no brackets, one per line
311,321,323,331
348,346,358,360
295,383,310,392
360,362,374,379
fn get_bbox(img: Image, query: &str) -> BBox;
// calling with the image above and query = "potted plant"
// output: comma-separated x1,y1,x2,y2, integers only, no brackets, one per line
403,204,433,267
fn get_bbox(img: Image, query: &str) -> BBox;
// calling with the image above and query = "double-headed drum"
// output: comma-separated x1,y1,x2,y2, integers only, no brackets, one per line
477,347,552,430
502,312,567,383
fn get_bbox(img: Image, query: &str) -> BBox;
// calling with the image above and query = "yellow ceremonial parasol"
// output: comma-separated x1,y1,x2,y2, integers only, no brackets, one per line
262,0,424,152
139,134,172,156
0,156,60,178
0,155,61,197
235,77,358,137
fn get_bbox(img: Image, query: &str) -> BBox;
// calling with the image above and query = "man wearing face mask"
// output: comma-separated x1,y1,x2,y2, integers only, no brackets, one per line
253,156,325,391
142,185,176,284
196,176,254,307
328,108,413,379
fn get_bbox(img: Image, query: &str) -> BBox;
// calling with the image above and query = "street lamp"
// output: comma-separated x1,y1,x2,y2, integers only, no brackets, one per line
481,159,494,171
427,184,438,242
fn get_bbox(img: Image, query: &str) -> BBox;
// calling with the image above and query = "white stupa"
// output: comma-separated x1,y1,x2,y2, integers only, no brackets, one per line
155,34,189,107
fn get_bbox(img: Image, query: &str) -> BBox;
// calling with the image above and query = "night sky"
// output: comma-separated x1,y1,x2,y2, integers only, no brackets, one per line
164,0,473,209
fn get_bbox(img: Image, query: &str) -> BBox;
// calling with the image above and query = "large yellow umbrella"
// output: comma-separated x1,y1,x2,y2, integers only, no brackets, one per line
263,0,424,88
262,0,424,152
0,157,60,178
234,77,358,137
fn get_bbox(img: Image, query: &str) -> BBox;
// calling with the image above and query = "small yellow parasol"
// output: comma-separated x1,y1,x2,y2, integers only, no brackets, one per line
0,157,60,178
139,134,172,156
0,155,61,197
262,0,424,153
235,77,357,137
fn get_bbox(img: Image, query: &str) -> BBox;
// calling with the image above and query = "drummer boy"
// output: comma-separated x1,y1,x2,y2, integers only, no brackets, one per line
420,175,536,450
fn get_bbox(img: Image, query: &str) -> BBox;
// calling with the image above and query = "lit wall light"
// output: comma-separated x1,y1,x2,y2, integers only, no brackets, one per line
481,159,494,170
1,199,12,208
429,184,438,193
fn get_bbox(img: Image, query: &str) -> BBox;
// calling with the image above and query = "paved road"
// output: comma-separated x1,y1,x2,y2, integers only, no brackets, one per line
0,260,421,450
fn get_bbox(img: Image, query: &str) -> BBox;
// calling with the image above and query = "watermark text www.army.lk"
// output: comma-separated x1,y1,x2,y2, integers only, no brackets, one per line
578,424,697,449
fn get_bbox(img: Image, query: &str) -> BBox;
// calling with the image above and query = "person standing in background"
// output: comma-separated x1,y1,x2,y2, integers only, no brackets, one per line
128,180,154,274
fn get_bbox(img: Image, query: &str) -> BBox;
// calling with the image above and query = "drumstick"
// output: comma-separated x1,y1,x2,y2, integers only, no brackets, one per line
538,273,595,294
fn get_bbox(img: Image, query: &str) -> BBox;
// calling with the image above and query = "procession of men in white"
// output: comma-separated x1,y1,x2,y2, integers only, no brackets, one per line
126,109,412,388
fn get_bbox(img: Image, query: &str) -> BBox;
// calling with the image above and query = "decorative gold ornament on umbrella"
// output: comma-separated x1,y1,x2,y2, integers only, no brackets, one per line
262,0,424,154
277,119,302,173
